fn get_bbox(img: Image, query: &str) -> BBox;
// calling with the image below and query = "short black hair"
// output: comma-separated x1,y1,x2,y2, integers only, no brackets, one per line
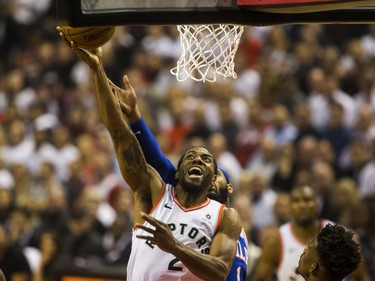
176,146,218,174
316,224,361,279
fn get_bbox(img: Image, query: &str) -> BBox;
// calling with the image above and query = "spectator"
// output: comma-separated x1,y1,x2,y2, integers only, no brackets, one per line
264,104,297,146
32,230,65,281
292,102,321,144
1,119,34,168
0,169,15,224
0,225,31,281
51,125,80,181
271,142,297,193
339,139,369,182
101,213,132,266
248,168,277,230
208,132,243,186
246,137,278,179
358,136,375,199
311,160,337,220
234,98,268,167
319,102,354,164
350,198,375,280
327,177,361,227
352,104,375,145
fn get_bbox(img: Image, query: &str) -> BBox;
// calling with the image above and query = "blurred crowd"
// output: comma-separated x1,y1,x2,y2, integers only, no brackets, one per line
0,0,375,280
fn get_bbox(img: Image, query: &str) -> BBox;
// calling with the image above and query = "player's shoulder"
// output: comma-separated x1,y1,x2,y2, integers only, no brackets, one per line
222,207,242,232
223,206,240,220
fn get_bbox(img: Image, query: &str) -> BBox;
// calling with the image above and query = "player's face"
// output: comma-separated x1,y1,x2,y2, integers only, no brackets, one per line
290,186,319,226
177,147,216,194
207,169,230,204
296,238,318,280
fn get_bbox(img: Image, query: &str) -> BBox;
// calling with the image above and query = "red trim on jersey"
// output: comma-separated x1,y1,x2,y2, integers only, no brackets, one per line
132,183,167,230
215,204,226,232
171,186,211,212
150,183,167,214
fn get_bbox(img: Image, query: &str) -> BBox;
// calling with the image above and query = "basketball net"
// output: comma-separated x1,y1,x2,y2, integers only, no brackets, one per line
170,24,244,83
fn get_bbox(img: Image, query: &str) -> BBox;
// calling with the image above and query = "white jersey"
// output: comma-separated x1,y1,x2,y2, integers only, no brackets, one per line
277,220,331,281
127,184,225,281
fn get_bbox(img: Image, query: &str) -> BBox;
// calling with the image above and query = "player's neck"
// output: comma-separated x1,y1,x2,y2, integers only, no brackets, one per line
293,220,321,244
175,187,208,208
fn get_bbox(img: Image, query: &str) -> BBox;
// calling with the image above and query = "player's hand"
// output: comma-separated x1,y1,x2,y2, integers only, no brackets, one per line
136,212,180,254
108,75,136,115
56,26,102,70
109,75,141,123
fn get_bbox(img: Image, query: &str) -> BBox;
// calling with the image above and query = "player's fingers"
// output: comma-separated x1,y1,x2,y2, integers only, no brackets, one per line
58,31,71,47
57,27,77,50
136,235,154,241
123,75,134,91
141,213,159,227
136,224,156,234
92,47,103,57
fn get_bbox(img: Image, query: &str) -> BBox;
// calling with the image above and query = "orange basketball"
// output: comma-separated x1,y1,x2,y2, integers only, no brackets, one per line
60,26,116,50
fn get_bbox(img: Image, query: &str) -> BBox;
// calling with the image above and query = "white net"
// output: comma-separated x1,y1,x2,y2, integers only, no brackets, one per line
170,24,244,83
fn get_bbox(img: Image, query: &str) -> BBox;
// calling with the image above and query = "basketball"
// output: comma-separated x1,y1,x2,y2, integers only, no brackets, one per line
60,26,116,50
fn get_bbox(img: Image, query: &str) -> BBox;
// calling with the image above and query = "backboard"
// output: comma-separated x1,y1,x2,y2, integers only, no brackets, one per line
57,0,375,27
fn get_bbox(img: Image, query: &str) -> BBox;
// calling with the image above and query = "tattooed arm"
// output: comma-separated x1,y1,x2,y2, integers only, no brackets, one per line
57,30,164,224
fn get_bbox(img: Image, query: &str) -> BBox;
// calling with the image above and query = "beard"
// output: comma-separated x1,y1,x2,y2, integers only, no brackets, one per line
179,174,212,194
207,187,229,204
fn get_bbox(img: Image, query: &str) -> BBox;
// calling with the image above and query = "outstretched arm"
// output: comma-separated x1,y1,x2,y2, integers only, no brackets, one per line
57,27,163,225
109,77,177,184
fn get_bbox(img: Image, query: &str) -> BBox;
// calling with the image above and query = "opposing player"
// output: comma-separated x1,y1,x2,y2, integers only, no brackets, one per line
253,185,370,281
58,28,242,281
296,224,361,281
108,72,249,280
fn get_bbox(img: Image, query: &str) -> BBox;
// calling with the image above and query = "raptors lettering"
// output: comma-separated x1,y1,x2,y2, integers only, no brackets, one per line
145,222,210,253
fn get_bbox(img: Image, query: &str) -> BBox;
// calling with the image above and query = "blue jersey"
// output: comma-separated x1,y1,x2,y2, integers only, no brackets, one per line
226,228,248,281
130,118,249,280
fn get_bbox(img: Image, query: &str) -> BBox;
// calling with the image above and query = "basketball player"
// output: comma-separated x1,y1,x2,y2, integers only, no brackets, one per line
108,78,249,280
296,224,361,281
59,33,242,280
253,185,370,281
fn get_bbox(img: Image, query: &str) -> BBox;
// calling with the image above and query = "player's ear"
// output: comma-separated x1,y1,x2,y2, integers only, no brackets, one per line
175,169,180,181
227,183,233,194
310,262,319,277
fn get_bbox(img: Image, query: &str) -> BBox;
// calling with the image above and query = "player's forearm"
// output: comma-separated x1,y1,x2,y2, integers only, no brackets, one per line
91,64,148,192
92,63,130,138
130,118,177,184
171,241,229,281
127,106,142,124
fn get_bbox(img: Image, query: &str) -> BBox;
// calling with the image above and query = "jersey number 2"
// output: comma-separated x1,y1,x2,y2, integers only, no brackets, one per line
168,258,183,271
